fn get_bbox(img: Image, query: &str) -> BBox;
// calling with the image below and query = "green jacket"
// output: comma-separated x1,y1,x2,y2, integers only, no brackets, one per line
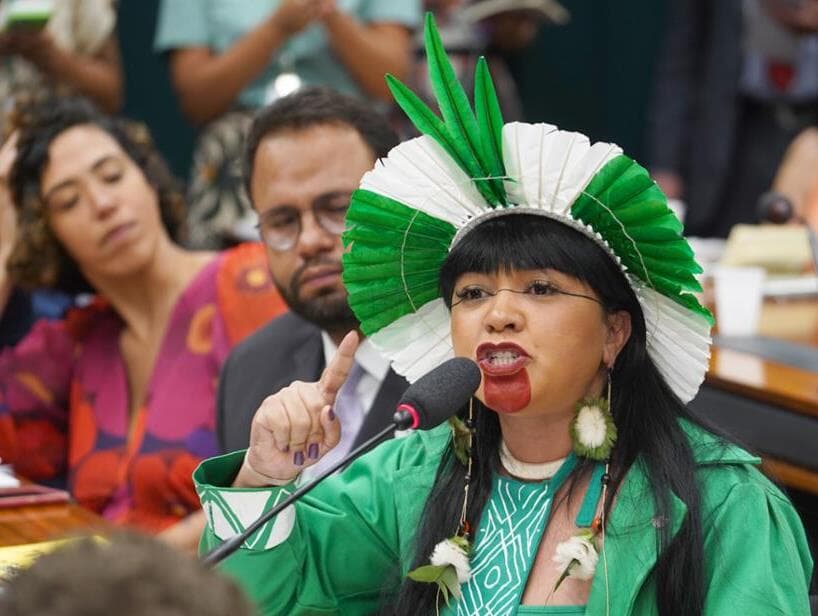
195,422,813,615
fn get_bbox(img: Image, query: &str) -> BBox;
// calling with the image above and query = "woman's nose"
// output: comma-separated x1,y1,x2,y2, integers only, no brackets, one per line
87,185,117,217
484,289,524,332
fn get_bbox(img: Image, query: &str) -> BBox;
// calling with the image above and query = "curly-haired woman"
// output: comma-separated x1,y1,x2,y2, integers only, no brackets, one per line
0,97,286,546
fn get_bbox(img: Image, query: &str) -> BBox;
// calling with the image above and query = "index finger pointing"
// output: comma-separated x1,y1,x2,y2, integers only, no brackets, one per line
318,330,359,402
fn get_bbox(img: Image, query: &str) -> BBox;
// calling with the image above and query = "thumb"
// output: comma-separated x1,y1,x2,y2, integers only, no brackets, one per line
319,404,341,452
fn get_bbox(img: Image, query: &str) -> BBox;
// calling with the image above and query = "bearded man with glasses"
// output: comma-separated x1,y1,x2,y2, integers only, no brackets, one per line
216,87,408,478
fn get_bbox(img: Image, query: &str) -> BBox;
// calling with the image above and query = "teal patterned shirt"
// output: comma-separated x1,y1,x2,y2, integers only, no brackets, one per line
445,457,585,616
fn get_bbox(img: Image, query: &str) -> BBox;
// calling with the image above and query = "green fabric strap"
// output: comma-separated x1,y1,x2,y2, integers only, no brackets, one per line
575,463,605,528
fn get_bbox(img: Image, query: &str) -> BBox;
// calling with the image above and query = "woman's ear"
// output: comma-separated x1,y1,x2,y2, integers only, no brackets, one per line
602,310,632,368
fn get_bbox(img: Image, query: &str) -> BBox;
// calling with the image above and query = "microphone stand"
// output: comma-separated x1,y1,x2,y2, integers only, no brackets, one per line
202,421,402,566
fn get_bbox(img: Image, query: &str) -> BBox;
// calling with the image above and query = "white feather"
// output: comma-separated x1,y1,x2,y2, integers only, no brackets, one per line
636,285,712,403
502,122,621,215
369,298,454,383
360,136,487,228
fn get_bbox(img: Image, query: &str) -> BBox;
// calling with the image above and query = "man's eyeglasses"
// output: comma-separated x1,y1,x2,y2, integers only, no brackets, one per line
256,193,350,251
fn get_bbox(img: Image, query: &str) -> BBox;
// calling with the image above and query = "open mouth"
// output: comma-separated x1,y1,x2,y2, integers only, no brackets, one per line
476,343,531,375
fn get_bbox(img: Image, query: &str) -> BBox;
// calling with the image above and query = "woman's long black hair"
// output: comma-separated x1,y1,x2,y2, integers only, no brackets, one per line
390,214,708,615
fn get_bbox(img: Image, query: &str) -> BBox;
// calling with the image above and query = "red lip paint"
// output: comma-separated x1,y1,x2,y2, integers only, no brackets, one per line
484,370,531,413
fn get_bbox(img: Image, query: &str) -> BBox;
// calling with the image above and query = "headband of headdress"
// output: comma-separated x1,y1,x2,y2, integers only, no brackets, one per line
341,14,712,403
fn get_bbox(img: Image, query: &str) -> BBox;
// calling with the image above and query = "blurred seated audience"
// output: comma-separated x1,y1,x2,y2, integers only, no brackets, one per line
0,132,71,349
647,0,818,238
0,97,286,547
1,533,256,616
0,0,122,116
154,0,421,249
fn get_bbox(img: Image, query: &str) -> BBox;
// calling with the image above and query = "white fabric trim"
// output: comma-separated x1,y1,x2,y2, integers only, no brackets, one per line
203,487,295,551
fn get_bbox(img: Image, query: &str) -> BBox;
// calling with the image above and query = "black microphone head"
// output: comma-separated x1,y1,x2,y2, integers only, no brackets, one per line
396,357,481,430
757,191,794,224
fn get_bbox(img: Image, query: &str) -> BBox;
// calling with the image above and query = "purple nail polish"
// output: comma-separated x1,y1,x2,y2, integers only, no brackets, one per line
294,451,304,466
308,443,319,459
328,407,336,421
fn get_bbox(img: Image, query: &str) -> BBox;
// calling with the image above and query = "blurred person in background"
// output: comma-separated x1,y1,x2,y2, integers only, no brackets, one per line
0,97,286,548
1,533,257,616
153,0,421,249
0,0,122,117
0,132,71,349
217,86,407,469
776,130,818,232
647,0,818,237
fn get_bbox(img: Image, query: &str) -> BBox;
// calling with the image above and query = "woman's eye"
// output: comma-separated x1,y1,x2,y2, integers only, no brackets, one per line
527,281,557,296
102,172,122,184
49,196,79,212
455,287,488,302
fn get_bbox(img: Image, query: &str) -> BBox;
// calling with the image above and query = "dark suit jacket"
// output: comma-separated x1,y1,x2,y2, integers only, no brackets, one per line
217,312,408,454
646,0,743,235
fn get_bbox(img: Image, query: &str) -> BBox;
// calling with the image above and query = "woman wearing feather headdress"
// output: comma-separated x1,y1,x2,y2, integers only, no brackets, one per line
194,15,813,616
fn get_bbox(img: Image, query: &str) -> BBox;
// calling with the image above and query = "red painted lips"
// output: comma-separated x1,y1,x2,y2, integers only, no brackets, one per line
476,342,531,376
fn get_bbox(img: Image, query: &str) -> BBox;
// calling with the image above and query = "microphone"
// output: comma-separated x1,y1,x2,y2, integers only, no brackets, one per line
394,356,482,429
202,357,481,566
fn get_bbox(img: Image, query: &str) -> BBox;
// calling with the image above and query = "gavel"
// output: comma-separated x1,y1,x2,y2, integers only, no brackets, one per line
757,191,818,273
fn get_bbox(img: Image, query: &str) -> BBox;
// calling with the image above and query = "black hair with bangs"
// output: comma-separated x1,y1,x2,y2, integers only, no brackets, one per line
440,214,631,311
389,214,710,616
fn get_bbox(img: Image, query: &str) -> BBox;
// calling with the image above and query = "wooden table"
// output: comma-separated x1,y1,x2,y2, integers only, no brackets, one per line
0,485,107,548
698,296,818,495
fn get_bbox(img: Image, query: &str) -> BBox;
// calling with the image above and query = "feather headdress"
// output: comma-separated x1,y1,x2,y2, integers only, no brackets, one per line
342,14,712,403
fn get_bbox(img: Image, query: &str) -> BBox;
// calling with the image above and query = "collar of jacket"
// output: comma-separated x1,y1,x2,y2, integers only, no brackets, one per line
397,420,759,613
585,420,760,615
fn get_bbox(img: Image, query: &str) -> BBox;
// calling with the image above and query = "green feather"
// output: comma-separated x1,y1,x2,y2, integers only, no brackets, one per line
473,56,507,203
423,13,502,204
385,13,507,206
342,190,455,335
571,155,712,323
386,74,470,176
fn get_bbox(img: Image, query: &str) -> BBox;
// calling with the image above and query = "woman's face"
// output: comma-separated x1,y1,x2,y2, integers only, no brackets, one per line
39,124,165,282
450,267,631,418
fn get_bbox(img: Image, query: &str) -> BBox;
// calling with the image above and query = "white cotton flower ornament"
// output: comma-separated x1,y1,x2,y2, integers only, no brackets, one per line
430,537,472,583
570,397,617,460
553,533,599,581
576,405,607,447
408,534,473,604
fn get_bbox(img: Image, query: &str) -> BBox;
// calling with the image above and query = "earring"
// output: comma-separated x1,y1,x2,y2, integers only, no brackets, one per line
447,397,475,539
570,371,617,460
407,399,475,602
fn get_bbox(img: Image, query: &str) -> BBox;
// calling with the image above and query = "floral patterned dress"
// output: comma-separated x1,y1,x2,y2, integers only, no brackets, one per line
0,243,286,532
